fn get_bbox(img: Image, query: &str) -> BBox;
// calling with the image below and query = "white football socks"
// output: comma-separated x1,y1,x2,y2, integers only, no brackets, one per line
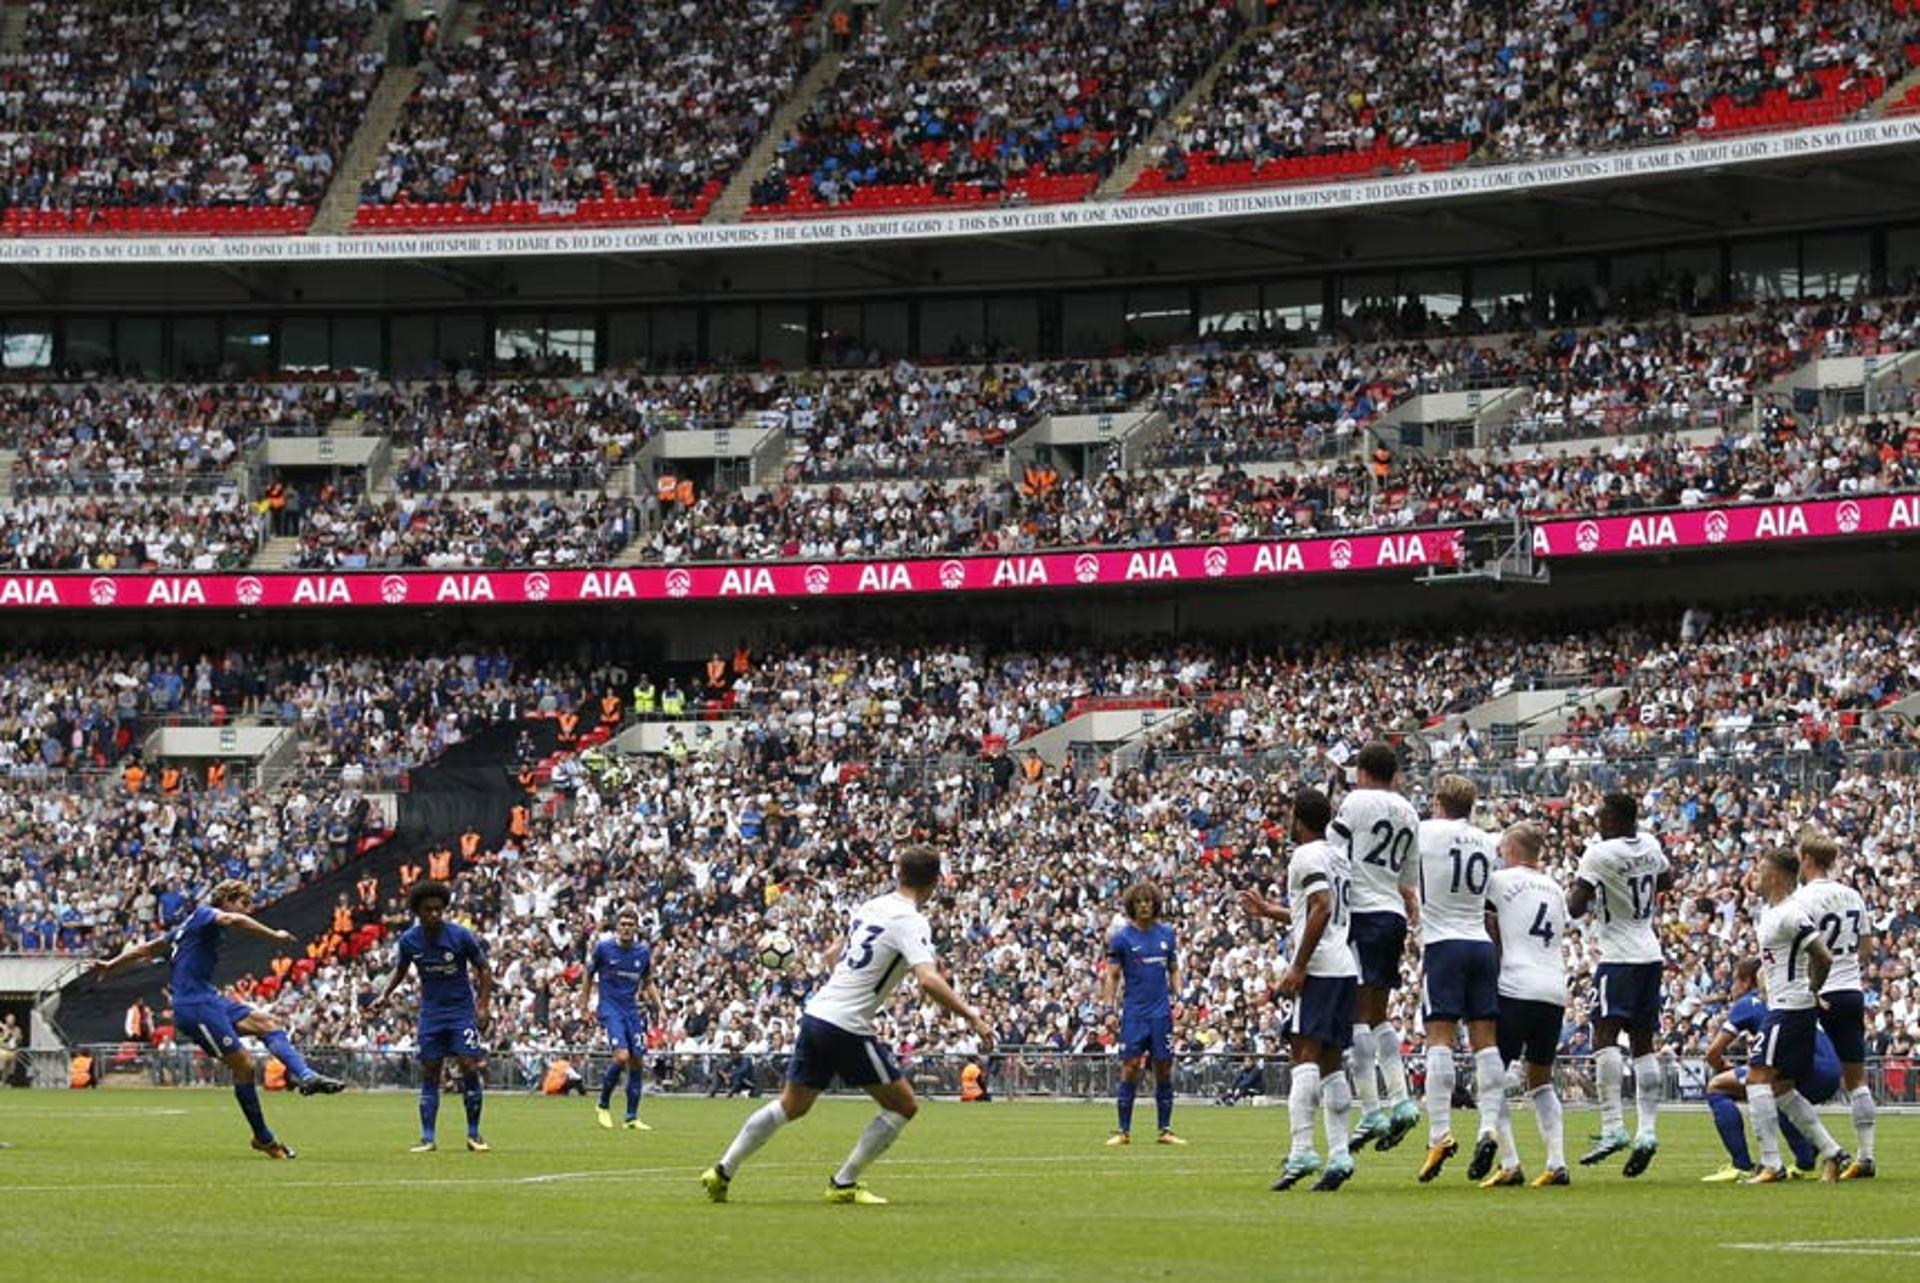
1322,1070,1354,1159
719,1100,788,1176
1288,1064,1322,1159
1850,1085,1877,1160
1531,1082,1566,1171
1473,1047,1506,1142
1376,1024,1410,1106
1350,1024,1380,1114
1425,1046,1455,1144
1631,1053,1662,1138
1749,1083,1783,1170
1595,1046,1625,1134
834,1109,910,1187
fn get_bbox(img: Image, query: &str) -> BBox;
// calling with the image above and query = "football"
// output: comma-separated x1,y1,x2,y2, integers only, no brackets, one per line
756,931,797,970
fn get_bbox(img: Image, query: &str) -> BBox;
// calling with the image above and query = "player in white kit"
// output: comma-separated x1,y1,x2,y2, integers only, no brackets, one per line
1241,787,1360,1193
1743,846,1850,1184
1792,830,1877,1178
1330,742,1422,1151
1413,776,1507,1184
701,845,994,1205
1567,793,1670,1176
1484,822,1571,1187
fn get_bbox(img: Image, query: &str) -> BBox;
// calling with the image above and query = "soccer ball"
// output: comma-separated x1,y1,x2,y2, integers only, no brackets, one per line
757,931,797,970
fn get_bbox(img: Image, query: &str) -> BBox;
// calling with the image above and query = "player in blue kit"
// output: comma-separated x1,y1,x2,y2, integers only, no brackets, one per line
89,879,343,1158
1101,882,1184,1146
580,904,661,1131
1700,956,1839,1181
365,880,495,1153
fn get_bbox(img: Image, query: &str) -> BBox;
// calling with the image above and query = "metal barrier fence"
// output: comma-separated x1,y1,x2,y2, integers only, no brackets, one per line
39,1045,1920,1106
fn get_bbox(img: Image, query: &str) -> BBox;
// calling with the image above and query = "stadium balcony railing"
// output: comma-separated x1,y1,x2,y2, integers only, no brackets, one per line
394,463,612,494
743,172,1100,221
351,189,721,234
6,469,244,499
43,1044,1920,1107
0,206,315,238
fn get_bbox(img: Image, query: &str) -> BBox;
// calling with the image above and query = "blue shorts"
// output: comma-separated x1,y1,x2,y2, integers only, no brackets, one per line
177,997,253,1059
1348,911,1408,991
1119,1013,1174,1063
1755,1008,1821,1085
600,1007,645,1057
1593,961,1662,1031
786,1014,901,1090
1497,996,1564,1068
1285,975,1356,1050
1421,940,1499,1023
1817,990,1866,1064
418,1019,485,1062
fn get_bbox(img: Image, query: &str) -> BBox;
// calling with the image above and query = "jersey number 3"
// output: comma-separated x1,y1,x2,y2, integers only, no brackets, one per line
846,923,885,970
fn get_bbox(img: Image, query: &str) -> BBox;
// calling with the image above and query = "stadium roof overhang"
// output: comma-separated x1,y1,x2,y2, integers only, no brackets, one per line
7,122,1920,311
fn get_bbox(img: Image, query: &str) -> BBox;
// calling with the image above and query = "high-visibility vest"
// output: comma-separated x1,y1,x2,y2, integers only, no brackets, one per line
600,694,622,724
70,1054,94,1088
656,474,677,503
961,1063,985,1101
460,831,481,860
207,761,227,790
332,905,352,934
399,863,422,889
675,479,694,506
160,767,181,795
557,711,579,741
509,805,531,838
542,1059,574,1095
632,683,656,713
732,647,750,676
661,689,685,716
123,764,146,794
264,1058,288,1091
706,658,726,689
428,849,453,881
357,876,378,907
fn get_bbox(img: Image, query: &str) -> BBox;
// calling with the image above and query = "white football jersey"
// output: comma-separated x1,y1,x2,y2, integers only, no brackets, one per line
1792,877,1868,994
803,891,936,1035
1755,898,1821,1012
1487,865,1569,1005
1332,787,1421,916
1417,817,1498,944
1574,831,1669,964
1286,839,1357,979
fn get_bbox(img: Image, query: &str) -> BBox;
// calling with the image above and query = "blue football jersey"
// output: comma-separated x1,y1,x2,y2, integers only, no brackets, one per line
1108,922,1176,1022
397,922,487,1023
590,937,652,1012
167,905,225,1005
1725,989,1840,1072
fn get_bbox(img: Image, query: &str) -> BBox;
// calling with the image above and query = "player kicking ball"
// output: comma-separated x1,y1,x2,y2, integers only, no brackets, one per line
89,879,344,1159
1102,881,1185,1147
365,879,495,1154
700,845,993,1205
1242,788,1360,1192
581,904,661,1131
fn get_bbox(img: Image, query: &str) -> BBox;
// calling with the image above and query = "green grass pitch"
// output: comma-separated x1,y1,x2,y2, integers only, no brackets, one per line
2,1091,1916,1280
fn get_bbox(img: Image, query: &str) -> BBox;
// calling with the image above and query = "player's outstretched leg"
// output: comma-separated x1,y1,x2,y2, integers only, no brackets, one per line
705,1091,806,1201
237,1011,344,1096
461,1068,488,1151
597,1061,622,1129
1773,1089,1846,1181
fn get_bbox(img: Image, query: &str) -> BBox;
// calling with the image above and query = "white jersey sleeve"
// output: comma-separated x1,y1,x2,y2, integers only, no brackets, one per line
1488,866,1569,1005
1286,839,1357,978
1757,899,1820,1011
1334,788,1421,917
1574,832,1669,964
1417,817,1498,944
1791,878,1867,994
803,892,936,1035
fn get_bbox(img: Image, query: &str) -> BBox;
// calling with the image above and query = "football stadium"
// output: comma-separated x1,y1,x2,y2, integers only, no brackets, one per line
6,1,1920,1278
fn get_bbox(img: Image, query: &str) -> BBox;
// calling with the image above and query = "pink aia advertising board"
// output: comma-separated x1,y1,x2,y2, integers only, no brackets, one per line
0,492,1912,609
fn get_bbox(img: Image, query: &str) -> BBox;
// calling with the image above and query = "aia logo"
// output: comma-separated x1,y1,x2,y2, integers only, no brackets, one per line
1328,539,1353,570
1836,499,1862,534
1574,520,1602,554
938,560,967,590
1703,510,1730,544
1203,546,1229,578
803,565,831,595
523,571,551,602
1073,553,1100,584
234,576,264,606
664,569,692,599
379,575,409,604
88,577,118,606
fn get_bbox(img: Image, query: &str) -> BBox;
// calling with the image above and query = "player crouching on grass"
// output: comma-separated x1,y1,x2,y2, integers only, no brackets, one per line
701,844,994,1206
89,878,345,1159
364,879,495,1154
1102,880,1186,1147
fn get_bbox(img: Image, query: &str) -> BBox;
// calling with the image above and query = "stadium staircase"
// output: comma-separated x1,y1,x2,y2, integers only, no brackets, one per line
0,448,15,502
254,534,305,569
0,1,26,59
705,7,857,224
1095,19,1265,200
54,704,584,1046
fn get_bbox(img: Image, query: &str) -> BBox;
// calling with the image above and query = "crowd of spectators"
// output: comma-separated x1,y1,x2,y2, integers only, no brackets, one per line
0,0,383,216
1481,0,1920,162
750,0,1242,212
1147,0,1607,187
0,495,262,571
287,491,641,570
360,1,822,220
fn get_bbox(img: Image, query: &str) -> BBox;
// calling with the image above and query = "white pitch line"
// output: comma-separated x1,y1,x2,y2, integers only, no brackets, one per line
1723,1239,1920,1258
